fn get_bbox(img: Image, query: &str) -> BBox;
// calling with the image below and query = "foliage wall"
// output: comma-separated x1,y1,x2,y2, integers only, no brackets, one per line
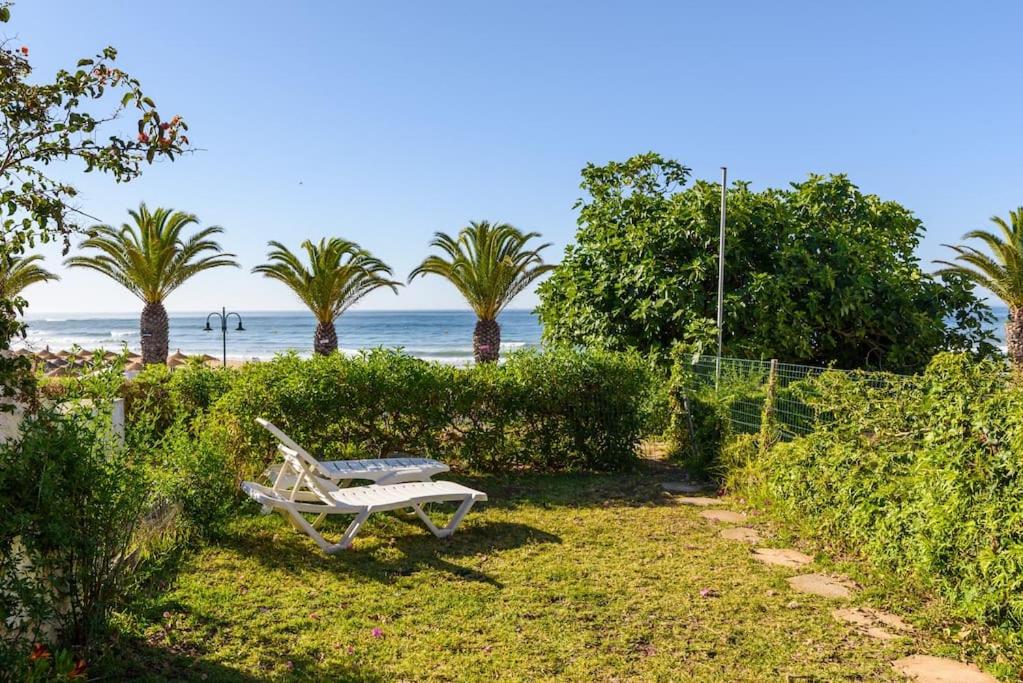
203,348,651,477
718,353,1023,640
537,153,997,371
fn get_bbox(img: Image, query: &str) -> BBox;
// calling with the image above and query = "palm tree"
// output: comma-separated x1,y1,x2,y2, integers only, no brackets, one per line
253,238,400,355
65,204,238,365
409,221,554,363
0,254,59,298
936,207,1023,367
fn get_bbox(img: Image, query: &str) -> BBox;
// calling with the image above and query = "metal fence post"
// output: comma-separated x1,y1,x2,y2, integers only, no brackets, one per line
758,359,779,455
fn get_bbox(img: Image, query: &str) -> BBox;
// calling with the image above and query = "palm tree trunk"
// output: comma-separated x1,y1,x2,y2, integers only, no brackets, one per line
314,320,338,355
473,318,501,363
1007,307,1023,370
140,301,169,365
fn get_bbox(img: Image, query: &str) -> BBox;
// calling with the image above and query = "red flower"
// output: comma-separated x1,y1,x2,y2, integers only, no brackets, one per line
159,122,169,130
137,132,150,143
28,643,51,661
68,659,88,679
20,46,28,56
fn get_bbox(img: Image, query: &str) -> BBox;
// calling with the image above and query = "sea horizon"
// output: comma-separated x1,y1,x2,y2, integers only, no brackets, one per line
16,309,544,364
15,305,1010,363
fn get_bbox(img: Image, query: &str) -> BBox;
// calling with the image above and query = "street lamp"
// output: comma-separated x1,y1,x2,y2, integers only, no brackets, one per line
204,306,244,368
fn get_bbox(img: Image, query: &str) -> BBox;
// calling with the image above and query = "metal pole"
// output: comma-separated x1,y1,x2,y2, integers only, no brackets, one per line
221,306,227,368
716,166,727,386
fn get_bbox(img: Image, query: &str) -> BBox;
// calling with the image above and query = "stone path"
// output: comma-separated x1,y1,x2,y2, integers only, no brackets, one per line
677,486,998,681
674,496,721,507
891,655,999,682
832,607,912,641
698,509,746,523
752,548,813,568
661,481,713,494
787,573,856,599
718,527,761,543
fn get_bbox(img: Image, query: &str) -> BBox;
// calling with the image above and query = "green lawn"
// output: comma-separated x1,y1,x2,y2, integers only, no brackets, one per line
106,464,1009,681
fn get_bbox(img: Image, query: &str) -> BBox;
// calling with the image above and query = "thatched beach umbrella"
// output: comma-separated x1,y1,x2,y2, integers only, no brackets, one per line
35,348,56,361
46,366,69,378
125,359,144,374
169,349,188,363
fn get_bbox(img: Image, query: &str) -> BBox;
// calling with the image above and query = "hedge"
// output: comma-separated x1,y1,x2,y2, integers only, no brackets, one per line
206,347,651,478
730,353,1023,637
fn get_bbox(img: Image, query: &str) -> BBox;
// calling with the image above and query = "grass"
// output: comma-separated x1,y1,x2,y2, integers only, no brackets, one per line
104,464,1010,682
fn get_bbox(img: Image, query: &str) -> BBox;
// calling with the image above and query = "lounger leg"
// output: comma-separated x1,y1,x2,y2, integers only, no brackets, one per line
412,498,478,539
283,507,371,554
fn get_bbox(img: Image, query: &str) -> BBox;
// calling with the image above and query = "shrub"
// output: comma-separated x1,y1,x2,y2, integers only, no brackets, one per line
167,360,233,421
144,418,236,539
0,405,151,665
666,348,766,477
206,347,650,477
738,353,1023,635
537,153,998,371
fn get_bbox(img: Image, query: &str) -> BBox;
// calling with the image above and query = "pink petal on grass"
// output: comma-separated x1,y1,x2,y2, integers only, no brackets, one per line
371,627,384,638
700,588,719,598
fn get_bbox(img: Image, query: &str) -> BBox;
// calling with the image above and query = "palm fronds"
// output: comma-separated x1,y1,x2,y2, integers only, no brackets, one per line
935,207,1023,306
252,238,400,323
0,254,59,298
409,221,554,320
65,203,238,303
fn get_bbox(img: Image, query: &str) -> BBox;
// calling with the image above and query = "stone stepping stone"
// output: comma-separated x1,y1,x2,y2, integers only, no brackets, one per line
752,548,813,568
719,527,762,543
661,481,713,494
832,607,911,641
787,573,855,599
891,655,997,682
699,509,746,523
674,496,721,507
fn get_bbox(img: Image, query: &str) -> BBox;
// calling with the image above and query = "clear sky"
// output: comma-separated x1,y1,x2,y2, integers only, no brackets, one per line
8,1,1023,313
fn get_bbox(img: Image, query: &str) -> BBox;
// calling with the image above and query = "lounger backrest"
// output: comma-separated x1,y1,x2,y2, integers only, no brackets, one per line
278,447,339,503
256,418,324,472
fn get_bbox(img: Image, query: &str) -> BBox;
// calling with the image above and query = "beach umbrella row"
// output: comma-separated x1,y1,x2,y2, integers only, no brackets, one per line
13,347,221,376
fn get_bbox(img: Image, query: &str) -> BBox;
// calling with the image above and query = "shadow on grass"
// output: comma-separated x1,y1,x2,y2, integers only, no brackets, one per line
222,516,560,588
451,466,688,511
100,630,387,682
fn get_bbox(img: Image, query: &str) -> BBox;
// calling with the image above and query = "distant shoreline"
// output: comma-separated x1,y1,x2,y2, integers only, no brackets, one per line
23,308,539,318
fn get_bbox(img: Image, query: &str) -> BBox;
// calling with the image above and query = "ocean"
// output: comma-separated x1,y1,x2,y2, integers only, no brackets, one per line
17,310,543,364
15,306,1010,364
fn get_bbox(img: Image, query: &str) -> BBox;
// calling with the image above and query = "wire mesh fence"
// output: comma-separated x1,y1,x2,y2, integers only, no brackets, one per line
683,355,911,440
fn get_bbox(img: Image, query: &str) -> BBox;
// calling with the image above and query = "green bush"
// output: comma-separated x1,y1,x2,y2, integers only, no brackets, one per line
144,418,237,540
666,348,766,477
739,353,1023,635
205,347,650,478
0,405,151,665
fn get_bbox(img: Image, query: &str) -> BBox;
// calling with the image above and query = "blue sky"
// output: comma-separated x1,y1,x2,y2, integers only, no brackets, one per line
9,1,1023,313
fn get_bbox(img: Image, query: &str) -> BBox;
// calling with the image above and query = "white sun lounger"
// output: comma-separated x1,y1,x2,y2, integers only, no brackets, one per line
256,418,449,486
241,444,487,554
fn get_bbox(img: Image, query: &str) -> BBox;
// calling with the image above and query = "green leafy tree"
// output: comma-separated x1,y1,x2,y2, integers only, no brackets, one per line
538,153,997,371
936,207,1023,367
253,238,400,355
0,1,188,402
66,205,237,365
0,254,58,298
410,221,554,363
